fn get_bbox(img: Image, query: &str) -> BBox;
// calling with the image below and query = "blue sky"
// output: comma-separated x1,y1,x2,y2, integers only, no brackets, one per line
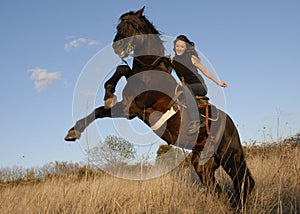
1,0,299,168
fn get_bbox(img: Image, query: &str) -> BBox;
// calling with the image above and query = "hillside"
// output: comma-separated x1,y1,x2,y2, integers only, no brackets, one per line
0,143,299,213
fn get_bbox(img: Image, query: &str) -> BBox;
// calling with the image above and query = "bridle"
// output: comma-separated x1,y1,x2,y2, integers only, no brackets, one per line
116,15,148,59
116,15,168,69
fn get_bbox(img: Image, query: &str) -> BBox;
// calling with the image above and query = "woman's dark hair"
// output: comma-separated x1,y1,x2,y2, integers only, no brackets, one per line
173,35,199,58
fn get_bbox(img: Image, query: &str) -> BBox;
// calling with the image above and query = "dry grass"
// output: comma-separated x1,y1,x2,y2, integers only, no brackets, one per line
243,143,300,213
0,144,299,214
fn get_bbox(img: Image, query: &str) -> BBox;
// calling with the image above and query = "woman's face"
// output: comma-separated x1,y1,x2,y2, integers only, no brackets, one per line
175,40,187,56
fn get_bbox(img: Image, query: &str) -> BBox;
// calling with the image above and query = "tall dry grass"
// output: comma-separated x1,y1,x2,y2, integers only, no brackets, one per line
0,144,299,213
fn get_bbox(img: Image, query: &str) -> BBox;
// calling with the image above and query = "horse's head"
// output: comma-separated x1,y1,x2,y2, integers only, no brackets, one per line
112,7,163,58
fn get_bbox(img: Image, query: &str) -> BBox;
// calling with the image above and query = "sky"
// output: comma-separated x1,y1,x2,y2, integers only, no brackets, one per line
0,0,299,168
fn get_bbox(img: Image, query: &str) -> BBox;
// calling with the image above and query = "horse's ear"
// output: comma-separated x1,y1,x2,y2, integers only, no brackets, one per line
135,6,145,17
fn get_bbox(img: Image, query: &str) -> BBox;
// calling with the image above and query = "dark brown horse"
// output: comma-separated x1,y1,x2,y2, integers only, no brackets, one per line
65,7,254,207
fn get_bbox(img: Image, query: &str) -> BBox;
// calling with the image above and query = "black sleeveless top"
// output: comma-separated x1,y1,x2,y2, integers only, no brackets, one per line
172,53,206,85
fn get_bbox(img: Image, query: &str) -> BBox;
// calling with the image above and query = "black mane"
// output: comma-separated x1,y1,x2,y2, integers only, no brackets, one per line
119,11,160,35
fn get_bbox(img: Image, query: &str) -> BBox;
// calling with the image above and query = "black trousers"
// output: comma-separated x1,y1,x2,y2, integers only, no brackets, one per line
183,83,207,122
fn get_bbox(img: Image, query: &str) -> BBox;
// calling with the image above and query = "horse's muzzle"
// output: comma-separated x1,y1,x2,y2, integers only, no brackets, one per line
113,40,126,57
112,38,134,58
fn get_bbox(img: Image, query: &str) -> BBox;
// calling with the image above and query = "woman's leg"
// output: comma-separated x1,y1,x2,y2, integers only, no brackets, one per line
183,83,207,135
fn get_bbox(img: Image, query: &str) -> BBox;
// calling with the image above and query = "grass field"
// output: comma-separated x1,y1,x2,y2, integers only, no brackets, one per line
0,143,299,213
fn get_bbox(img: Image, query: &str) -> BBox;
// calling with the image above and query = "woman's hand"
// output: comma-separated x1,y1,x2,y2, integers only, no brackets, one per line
166,54,173,63
218,82,228,88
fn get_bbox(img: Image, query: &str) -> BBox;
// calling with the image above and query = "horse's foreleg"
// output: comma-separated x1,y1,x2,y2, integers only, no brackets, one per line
104,65,131,108
65,102,127,141
64,106,111,141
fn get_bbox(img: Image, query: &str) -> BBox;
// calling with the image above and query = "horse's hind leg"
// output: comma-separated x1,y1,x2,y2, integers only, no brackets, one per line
220,149,255,207
191,152,222,195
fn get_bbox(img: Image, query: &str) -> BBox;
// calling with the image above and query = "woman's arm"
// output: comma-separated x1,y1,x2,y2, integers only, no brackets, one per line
191,55,227,87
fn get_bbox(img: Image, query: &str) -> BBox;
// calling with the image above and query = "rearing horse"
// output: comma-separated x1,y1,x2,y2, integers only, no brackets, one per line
65,7,255,207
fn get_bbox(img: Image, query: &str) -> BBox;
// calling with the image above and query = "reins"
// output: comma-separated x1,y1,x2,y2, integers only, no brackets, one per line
133,55,164,68
122,55,166,72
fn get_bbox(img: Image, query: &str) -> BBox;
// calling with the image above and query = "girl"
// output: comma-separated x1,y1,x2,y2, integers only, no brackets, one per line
172,35,227,135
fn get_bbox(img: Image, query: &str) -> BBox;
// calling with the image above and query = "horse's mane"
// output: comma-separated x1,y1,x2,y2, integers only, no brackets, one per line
120,11,161,35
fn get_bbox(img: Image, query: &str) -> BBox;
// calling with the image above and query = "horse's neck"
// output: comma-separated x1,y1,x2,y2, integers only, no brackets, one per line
132,35,167,74
146,37,164,56
135,35,164,56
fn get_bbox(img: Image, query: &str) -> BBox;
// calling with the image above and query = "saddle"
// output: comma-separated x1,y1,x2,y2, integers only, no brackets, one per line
151,89,219,135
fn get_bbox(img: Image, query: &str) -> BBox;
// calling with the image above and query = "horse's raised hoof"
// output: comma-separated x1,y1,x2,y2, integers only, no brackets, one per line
104,95,117,109
64,129,81,141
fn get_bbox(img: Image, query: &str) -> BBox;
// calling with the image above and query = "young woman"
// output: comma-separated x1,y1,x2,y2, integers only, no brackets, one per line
172,35,227,135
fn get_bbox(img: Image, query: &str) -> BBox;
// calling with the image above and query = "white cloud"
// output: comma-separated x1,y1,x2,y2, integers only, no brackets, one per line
29,67,61,91
64,37,100,51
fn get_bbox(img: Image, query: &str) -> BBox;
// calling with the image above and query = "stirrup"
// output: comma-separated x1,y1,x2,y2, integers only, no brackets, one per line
196,96,209,104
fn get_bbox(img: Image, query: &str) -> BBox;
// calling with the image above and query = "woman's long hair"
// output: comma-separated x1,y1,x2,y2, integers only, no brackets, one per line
173,35,199,58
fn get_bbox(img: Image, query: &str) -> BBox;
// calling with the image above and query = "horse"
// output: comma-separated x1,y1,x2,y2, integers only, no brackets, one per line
65,7,255,208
